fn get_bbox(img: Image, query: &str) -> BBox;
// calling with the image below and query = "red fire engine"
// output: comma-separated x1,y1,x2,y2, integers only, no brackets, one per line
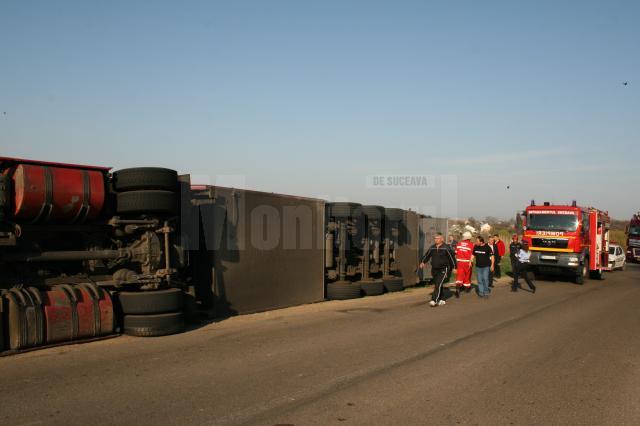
626,212,640,263
521,201,610,284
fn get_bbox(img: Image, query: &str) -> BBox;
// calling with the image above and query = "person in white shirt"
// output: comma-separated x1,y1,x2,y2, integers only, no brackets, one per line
512,241,536,293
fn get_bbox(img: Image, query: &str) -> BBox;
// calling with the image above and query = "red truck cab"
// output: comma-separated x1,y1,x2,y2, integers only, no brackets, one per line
626,213,640,263
521,201,610,284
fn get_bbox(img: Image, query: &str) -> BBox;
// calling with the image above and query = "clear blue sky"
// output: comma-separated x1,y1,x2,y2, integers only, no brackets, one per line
1,0,638,219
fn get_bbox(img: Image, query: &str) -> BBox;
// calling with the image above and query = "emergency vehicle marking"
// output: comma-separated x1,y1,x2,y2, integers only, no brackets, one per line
529,210,576,215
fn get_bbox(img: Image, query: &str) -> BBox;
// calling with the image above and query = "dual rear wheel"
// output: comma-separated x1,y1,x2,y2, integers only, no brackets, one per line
113,167,179,214
117,288,185,337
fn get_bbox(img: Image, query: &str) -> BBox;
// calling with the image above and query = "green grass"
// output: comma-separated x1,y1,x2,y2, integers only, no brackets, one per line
610,229,627,249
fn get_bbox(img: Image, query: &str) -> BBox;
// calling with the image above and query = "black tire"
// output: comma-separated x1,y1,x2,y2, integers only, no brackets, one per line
360,205,384,220
360,279,384,296
117,190,176,214
589,269,604,280
575,264,586,285
113,167,178,192
117,289,184,315
327,202,362,219
383,277,405,292
384,208,404,222
123,312,185,337
326,281,362,300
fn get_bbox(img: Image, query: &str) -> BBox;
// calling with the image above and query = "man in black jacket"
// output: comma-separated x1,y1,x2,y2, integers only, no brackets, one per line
419,233,457,307
509,234,522,279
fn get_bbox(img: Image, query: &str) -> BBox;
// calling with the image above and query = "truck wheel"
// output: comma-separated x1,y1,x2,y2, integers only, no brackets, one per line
589,269,604,280
327,281,362,300
360,205,385,220
123,312,184,337
117,190,176,214
575,264,587,285
384,208,404,222
383,277,404,292
117,289,184,315
360,279,384,296
113,167,178,192
327,202,362,219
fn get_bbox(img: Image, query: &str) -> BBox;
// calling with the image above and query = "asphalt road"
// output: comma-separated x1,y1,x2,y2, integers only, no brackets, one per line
2,265,640,425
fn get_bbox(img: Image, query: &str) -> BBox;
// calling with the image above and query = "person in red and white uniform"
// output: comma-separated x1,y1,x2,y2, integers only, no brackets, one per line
455,231,474,292
493,234,506,278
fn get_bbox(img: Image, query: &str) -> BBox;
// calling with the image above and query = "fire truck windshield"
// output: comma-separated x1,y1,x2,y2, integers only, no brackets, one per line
527,214,578,232
629,226,640,236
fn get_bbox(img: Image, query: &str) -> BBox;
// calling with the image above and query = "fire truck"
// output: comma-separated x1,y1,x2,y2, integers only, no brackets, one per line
521,201,610,284
626,212,640,263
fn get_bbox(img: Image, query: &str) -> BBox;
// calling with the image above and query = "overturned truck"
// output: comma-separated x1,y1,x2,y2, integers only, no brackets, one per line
1,156,448,354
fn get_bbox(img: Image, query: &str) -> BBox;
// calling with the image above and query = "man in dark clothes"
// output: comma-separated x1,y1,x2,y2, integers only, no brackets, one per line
419,233,457,307
472,237,494,297
488,236,496,288
512,241,536,293
509,234,522,280
448,234,458,249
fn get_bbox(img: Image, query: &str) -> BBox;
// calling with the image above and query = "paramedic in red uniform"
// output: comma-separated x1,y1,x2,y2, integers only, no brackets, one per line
455,231,474,293
493,234,506,278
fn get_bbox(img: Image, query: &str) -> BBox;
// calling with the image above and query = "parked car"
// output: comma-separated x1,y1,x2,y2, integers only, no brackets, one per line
608,244,626,271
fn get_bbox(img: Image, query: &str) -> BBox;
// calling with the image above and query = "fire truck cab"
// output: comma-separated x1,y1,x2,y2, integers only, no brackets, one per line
626,213,640,263
521,201,610,284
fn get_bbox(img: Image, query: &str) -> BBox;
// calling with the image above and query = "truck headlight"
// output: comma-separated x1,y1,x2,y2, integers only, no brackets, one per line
568,257,579,262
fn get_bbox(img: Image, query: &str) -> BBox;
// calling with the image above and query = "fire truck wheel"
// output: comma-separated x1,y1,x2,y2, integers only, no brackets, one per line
589,269,604,280
123,312,184,337
327,281,362,300
360,279,384,296
113,167,178,192
575,264,586,285
116,190,176,214
327,202,362,219
383,277,405,292
117,289,184,315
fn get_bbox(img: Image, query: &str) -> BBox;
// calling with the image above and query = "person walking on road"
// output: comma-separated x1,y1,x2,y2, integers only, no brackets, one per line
419,233,457,307
454,231,474,293
472,237,494,298
509,234,522,282
488,236,496,288
512,241,536,293
493,234,506,278
448,234,458,250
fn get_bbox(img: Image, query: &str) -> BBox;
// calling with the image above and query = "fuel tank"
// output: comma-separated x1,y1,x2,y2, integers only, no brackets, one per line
10,163,106,223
